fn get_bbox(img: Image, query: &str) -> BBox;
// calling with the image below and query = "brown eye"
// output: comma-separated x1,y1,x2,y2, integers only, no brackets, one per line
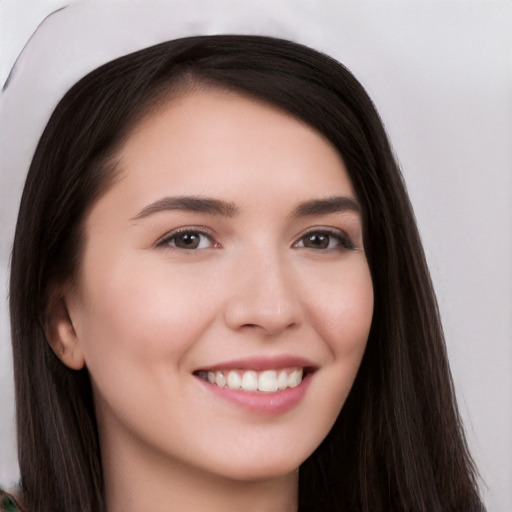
158,230,214,250
295,230,355,251
174,232,202,249
303,233,330,249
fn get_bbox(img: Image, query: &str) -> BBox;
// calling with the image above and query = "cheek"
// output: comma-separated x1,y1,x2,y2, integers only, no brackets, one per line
305,259,374,358
290,260,373,449
72,256,219,387
71,257,226,445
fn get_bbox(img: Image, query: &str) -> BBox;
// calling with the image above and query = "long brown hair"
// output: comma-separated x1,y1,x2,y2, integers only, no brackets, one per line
10,35,484,511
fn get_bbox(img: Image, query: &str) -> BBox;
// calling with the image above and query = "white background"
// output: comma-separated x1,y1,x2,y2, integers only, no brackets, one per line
0,1,510,510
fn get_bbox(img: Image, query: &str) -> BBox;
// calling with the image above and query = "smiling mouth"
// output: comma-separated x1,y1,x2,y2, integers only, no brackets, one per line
195,368,305,393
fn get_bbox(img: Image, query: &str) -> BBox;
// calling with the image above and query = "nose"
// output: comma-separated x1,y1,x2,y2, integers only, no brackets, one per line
223,250,303,336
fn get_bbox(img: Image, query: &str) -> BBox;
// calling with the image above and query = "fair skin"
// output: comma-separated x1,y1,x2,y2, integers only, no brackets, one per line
48,89,374,512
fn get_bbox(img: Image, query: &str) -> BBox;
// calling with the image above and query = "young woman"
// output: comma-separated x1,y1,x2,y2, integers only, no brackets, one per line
6,35,484,512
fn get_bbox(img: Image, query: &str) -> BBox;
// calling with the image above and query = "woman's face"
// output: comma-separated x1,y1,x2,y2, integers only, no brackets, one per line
63,89,373,482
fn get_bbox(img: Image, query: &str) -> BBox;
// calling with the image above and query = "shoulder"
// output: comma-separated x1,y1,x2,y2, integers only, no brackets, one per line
0,488,26,512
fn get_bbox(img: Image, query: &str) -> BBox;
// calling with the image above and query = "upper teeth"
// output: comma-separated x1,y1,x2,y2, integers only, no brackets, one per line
198,368,304,393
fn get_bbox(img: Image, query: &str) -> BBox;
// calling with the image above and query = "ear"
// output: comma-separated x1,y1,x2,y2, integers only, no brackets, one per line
45,290,85,370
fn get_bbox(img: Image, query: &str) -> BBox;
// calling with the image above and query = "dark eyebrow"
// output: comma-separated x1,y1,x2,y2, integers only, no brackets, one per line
292,196,361,217
132,196,239,220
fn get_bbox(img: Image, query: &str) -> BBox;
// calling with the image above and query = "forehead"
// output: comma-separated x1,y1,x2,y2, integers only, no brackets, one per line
112,88,355,201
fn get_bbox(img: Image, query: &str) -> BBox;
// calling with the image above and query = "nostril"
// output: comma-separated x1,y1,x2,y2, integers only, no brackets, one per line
224,298,302,335
223,265,303,335
239,319,298,336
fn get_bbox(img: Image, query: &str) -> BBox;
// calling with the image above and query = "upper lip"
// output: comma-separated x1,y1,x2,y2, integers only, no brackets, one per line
194,355,317,373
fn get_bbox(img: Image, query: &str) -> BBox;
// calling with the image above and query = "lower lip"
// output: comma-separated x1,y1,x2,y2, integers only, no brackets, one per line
195,373,313,415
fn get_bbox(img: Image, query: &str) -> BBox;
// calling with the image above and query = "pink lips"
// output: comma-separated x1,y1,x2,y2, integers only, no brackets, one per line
194,355,316,415
197,355,316,372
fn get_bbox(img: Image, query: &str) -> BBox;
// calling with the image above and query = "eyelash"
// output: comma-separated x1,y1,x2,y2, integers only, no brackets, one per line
156,227,355,251
293,228,355,251
156,227,217,250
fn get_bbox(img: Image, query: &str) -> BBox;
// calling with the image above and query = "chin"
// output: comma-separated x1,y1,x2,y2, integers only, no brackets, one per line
218,462,300,483
201,445,312,483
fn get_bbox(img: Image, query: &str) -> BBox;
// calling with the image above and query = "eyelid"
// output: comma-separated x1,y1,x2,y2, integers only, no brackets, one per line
155,226,219,249
292,226,355,250
154,225,356,250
